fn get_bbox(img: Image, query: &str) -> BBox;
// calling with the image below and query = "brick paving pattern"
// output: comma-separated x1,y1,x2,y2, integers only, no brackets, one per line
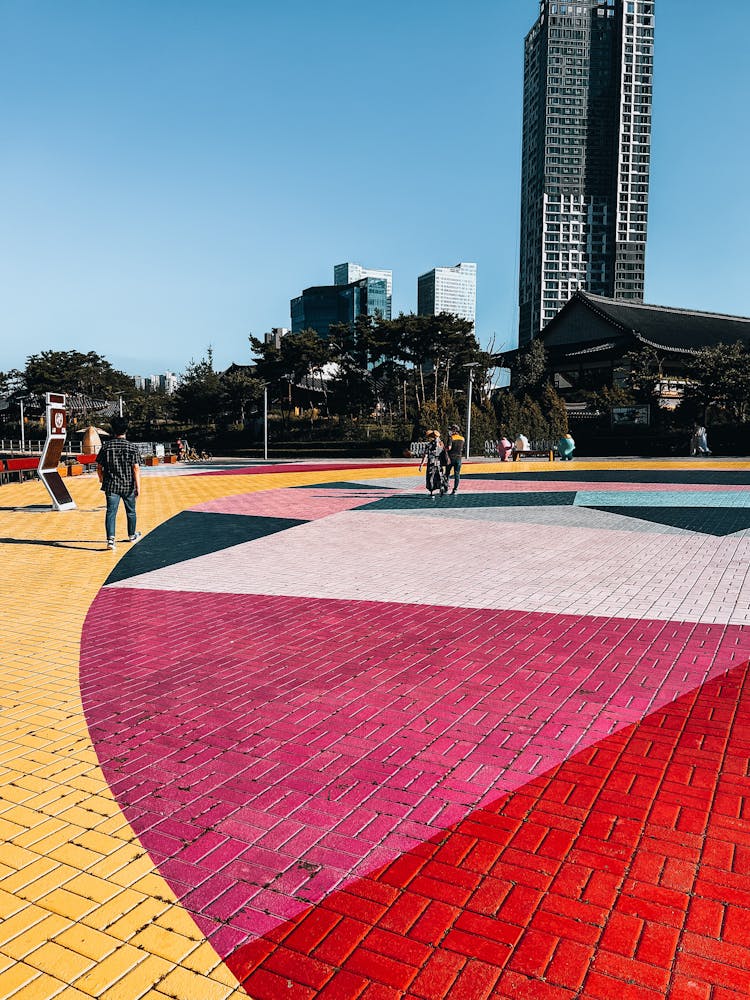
1,458,749,998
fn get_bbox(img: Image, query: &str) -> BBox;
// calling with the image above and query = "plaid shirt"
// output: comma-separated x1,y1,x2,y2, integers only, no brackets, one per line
97,438,140,496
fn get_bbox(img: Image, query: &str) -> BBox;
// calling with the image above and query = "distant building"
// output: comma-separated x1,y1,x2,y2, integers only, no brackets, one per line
334,263,392,319
159,372,179,394
133,371,179,393
291,277,389,338
539,290,750,402
519,0,655,345
264,327,290,350
417,262,476,327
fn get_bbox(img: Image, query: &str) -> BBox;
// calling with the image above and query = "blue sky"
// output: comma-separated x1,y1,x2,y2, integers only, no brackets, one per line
2,0,749,377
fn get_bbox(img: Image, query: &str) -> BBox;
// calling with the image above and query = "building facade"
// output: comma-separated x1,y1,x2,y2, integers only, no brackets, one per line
539,290,750,401
291,277,389,338
417,262,477,327
334,263,392,320
133,372,179,393
264,327,289,350
519,0,654,345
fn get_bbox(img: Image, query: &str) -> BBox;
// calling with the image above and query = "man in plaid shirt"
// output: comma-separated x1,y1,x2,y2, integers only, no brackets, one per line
96,416,142,551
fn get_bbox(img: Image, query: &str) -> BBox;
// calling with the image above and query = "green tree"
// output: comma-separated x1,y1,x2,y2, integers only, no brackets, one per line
222,370,264,426
378,312,479,411
0,369,25,396
682,341,750,424
507,340,550,397
23,350,133,398
540,383,569,438
467,401,498,453
173,348,226,428
328,319,376,419
623,345,666,404
494,390,522,440
127,388,175,436
249,328,334,424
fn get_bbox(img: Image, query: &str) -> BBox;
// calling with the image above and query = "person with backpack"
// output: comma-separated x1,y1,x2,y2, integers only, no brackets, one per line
419,430,448,497
445,424,466,494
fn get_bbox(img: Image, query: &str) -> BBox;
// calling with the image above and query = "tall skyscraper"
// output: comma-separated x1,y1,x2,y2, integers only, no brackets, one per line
334,263,392,319
417,262,477,327
519,0,654,345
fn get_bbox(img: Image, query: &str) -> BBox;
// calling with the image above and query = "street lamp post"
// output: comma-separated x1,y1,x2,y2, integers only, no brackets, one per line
19,398,25,453
463,363,480,460
263,384,268,461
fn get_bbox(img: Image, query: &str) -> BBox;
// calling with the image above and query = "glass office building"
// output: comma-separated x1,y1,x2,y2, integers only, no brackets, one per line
417,262,477,327
519,0,654,345
291,277,389,338
334,263,392,320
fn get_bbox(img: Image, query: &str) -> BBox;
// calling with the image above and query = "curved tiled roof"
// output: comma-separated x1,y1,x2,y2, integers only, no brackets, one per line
566,291,750,351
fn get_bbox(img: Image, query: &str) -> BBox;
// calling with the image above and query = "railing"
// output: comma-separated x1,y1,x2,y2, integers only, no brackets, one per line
409,442,428,457
0,439,45,455
0,438,93,458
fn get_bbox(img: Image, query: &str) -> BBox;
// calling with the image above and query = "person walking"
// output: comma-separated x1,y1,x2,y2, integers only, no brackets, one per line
419,430,448,497
558,433,575,461
445,424,466,494
97,416,142,551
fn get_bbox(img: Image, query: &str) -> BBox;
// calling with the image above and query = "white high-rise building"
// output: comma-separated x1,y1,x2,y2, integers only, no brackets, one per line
160,372,179,394
417,262,476,327
133,371,179,394
334,262,392,319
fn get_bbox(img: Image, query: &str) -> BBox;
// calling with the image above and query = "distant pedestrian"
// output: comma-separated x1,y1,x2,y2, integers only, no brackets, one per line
691,423,711,456
97,416,142,552
176,437,185,461
497,435,513,462
558,433,575,461
514,433,530,454
445,424,465,494
419,430,448,498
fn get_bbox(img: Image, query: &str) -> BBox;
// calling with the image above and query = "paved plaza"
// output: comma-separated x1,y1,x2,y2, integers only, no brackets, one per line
1,457,750,999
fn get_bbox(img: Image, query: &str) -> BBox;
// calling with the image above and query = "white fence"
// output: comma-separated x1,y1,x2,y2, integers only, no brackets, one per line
0,439,46,455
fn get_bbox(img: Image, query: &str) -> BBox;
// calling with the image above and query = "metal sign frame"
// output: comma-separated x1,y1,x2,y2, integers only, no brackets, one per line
38,393,76,510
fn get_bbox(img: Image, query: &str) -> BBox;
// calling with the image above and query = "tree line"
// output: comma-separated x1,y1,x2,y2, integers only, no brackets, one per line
3,329,747,446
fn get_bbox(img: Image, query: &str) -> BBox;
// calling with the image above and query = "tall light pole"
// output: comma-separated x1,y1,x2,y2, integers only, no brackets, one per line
463,363,480,459
263,384,268,461
19,398,25,453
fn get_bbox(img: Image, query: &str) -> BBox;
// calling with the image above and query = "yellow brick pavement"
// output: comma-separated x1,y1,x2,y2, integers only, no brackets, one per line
1,457,746,998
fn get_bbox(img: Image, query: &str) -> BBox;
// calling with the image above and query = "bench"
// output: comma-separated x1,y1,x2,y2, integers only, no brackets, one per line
513,449,556,462
76,454,99,471
1,457,39,484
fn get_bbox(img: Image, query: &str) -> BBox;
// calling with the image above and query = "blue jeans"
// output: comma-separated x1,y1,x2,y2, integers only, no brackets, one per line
449,457,462,491
105,492,137,540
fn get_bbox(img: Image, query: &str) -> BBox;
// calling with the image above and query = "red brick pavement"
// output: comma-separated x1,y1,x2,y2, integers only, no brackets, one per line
228,658,750,998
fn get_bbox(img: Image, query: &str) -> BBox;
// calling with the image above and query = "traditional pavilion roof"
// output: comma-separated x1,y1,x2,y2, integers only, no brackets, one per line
540,291,750,356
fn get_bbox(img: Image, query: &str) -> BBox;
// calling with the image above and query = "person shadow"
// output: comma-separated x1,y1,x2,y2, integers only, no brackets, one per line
0,537,105,552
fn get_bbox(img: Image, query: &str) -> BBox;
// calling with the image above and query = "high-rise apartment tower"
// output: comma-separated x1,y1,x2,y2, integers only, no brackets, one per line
417,262,477,327
519,0,654,345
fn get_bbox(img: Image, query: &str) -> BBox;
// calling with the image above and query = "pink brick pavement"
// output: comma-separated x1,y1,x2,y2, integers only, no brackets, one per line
80,588,750,956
